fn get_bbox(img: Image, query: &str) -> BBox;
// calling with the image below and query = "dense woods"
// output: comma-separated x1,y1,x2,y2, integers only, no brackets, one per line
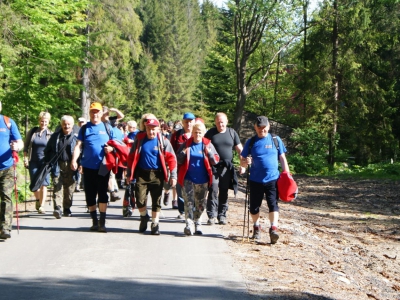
1,0,399,170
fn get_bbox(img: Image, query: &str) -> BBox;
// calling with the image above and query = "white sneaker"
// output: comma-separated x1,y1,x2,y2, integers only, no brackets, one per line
184,220,194,236
38,206,46,214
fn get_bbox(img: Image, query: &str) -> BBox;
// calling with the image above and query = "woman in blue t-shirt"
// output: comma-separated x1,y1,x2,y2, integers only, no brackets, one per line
176,122,220,235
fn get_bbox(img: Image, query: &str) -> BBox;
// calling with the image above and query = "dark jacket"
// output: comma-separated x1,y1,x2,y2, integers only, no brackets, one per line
44,131,78,177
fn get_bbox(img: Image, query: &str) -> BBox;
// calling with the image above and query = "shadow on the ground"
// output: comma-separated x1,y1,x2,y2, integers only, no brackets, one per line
0,276,335,300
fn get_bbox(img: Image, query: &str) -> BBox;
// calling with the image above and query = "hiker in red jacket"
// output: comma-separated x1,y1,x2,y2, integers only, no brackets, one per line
126,118,177,235
176,122,220,235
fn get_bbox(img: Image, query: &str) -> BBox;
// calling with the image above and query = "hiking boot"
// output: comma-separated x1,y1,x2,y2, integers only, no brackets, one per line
171,200,178,209
98,223,107,233
269,226,279,244
184,221,194,236
207,217,217,225
53,206,62,219
139,214,150,233
163,193,170,206
218,216,227,225
35,200,40,211
194,222,203,235
63,208,72,217
151,222,160,235
110,191,121,202
90,220,99,231
0,229,11,239
38,206,46,214
252,225,261,240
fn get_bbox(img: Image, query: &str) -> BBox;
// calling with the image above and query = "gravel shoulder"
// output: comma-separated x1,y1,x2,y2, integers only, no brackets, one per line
220,175,400,300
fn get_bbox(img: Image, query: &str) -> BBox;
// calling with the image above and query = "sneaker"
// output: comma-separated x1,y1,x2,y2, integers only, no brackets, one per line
110,191,121,202
171,200,178,209
90,220,99,231
38,206,46,214
0,229,11,239
177,213,184,219
53,206,62,219
207,217,217,225
63,208,72,217
218,216,227,225
35,200,40,211
184,221,194,236
194,222,203,235
163,193,170,206
74,187,81,192
139,214,150,233
151,222,160,235
269,226,279,244
252,225,261,240
122,206,133,217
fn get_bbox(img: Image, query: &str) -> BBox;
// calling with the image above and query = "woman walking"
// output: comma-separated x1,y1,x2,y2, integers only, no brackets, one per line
24,112,52,213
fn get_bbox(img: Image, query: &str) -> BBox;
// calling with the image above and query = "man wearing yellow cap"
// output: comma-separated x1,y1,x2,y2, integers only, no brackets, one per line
71,102,115,232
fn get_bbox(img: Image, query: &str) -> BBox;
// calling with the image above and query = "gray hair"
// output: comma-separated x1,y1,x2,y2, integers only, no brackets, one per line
60,115,74,124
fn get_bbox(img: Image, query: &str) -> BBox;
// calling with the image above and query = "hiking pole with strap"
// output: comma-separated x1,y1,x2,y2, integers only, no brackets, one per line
12,151,20,234
242,156,251,243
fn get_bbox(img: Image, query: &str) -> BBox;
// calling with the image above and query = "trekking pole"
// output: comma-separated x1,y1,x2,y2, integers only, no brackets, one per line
12,151,20,234
242,162,251,242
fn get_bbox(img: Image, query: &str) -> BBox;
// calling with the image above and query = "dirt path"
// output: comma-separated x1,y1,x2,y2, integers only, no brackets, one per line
220,175,400,300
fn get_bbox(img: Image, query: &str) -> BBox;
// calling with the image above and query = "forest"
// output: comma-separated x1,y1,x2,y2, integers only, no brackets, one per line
1,0,399,172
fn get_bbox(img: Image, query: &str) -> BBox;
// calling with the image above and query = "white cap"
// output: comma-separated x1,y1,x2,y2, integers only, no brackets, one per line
78,117,86,123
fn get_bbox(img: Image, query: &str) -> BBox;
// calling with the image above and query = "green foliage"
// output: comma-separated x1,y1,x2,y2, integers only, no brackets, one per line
11,157,32,203
330,162,400,180
287,124,330,174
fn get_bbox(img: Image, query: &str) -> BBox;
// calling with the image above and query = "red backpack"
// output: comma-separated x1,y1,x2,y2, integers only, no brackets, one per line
277,171,298,202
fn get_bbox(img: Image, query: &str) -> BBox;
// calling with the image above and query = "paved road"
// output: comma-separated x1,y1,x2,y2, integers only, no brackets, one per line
0,190,252,300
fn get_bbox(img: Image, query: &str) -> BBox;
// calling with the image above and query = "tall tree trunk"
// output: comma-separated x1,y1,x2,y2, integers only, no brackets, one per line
303,0,308,121
81,12,90,120
273,52,281,118
329,0,339,167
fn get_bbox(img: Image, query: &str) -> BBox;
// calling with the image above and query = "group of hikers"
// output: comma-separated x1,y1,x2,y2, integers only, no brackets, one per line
0,101,290,244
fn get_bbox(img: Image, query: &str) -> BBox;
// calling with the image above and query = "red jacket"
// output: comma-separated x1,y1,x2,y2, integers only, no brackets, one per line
127,132,177,182
176,137,220,186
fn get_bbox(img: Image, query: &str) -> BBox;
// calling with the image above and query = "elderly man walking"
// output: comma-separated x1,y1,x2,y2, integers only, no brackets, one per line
240,116,290,244
45,115,78,218
71,102,115,232
205,112,242,225
0,102,24,240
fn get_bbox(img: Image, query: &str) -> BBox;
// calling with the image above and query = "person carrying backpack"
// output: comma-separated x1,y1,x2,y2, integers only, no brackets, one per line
0,102,24,240
240,116,290,244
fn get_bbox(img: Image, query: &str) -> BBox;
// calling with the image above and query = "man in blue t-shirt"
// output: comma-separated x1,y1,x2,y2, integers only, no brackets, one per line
240,116,290,244
71,102,115,232
0,102,24,240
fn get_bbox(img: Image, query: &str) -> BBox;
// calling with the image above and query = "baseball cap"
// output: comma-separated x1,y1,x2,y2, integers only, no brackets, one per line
78,117,86,123
90,102,103,111
195,117,205,124
183,112,195,120
174,123,183,131
145,119,160,127
256,116,269,127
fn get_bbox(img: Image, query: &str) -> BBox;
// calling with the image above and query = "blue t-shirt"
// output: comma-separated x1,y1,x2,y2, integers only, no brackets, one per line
138,137,160,170
241,134,286,183
112,127,124,141
78,122,114,170
128,130,139,140
185,142,208,184
0,117,22,171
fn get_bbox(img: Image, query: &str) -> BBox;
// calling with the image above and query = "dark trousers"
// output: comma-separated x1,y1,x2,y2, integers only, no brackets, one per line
206,165,230,219
249,180,279,215
83,167,110,207
135,168,164,213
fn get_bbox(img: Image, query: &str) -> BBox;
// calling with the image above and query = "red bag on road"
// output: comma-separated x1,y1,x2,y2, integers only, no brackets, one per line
277,171,298,202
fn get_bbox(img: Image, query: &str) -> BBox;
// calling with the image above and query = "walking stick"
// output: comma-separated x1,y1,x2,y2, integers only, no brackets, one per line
242,162,251,242
12,151,20,234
